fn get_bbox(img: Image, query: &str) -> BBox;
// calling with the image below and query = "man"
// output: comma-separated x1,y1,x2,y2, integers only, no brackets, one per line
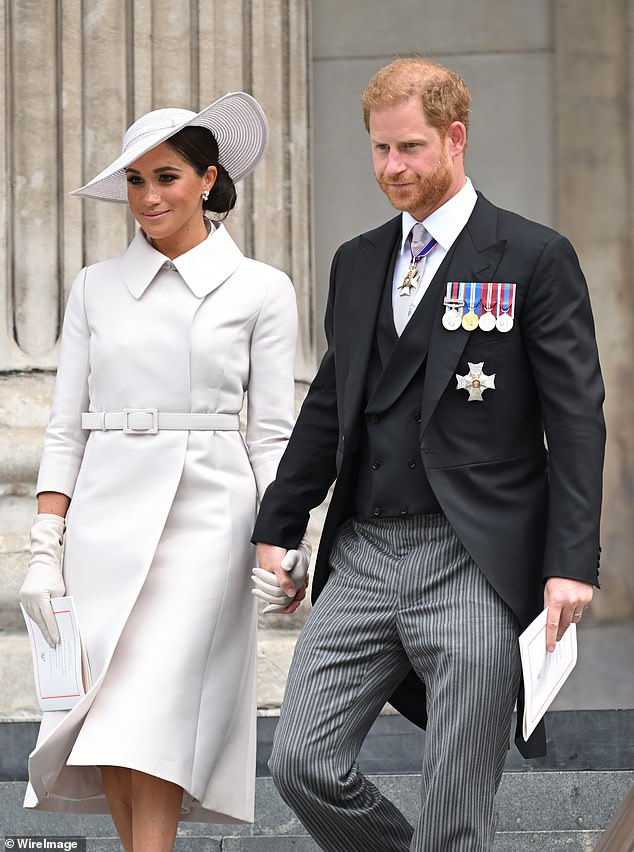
253,58,605,851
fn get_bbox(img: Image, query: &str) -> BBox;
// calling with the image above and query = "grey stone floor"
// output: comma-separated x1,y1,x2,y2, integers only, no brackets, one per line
548,620,634,711
2,770,631,851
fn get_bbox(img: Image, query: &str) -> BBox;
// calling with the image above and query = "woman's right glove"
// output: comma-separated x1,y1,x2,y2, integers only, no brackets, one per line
252,537,312,613
19,513,66,647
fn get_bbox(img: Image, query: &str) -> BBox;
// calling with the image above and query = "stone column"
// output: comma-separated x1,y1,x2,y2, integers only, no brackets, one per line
554,0,634,619
0,0,314,718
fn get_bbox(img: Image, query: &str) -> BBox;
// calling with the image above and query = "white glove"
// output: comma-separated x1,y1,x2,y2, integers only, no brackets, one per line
252,537,311,614
19,513,66,647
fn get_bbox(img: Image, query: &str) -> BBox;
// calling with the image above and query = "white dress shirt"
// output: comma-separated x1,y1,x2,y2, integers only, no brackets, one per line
392,178,478,324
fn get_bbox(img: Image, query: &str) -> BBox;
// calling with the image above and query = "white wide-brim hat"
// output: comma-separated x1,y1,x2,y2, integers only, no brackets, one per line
71,91,268,203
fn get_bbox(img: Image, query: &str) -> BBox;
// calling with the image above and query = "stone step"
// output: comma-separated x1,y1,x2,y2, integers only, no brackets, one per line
0,832,610,851
1,771,630,846
4,712,634,781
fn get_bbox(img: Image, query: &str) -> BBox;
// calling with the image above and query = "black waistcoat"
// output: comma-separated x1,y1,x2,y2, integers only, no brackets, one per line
354,256,441,519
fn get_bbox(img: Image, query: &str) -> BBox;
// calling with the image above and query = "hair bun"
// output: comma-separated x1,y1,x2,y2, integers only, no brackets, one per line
205,164,237,215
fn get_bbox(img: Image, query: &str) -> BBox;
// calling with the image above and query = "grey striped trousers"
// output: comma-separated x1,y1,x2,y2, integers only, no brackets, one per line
269,514,521,851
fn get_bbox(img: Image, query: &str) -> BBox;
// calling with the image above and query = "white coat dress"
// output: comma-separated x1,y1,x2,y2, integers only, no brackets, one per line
23,223,297,823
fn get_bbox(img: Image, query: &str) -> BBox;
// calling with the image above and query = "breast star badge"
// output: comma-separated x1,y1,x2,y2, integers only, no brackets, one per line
456,361,495,402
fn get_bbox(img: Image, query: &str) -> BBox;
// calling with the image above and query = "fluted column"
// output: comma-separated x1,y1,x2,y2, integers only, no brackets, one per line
0,0,314,376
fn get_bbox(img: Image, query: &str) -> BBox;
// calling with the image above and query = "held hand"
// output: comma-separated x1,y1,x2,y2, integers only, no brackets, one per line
543,577,594,652
252,539,311,614
19,514,66,647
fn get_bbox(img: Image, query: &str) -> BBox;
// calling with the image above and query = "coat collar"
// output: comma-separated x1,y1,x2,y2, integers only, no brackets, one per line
120,223,244,299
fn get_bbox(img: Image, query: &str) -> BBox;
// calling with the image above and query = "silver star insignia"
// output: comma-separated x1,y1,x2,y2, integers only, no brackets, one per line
456,361,496,402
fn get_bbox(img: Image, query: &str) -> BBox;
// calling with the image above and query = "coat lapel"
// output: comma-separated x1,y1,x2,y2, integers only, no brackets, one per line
420,194,506,434
366,241,459,413
340,216,401,435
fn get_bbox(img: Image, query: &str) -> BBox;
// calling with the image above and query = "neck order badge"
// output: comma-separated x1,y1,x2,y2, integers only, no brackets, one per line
394,225,438,335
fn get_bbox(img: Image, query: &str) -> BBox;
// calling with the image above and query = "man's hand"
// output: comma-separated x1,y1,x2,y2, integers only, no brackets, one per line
543,577,594,652
254,542,308,615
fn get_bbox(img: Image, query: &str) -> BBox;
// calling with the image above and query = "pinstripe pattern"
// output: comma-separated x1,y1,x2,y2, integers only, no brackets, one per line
269,514,521,851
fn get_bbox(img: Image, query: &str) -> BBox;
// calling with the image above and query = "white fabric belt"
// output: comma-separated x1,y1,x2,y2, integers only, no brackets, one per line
82,410,240,434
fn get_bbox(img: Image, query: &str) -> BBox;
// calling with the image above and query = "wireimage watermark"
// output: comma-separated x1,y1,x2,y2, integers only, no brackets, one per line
4,839,85,851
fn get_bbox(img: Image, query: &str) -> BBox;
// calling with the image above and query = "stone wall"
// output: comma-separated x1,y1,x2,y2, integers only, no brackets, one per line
311,0,634,621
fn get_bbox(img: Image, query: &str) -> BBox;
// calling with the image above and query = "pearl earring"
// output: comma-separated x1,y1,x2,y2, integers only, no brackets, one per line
201,189,210,202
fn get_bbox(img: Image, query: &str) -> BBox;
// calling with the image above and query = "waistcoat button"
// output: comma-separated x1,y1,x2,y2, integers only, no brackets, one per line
407,459,417,469
414,414,422,423
372,507,382,517
372,460,381,470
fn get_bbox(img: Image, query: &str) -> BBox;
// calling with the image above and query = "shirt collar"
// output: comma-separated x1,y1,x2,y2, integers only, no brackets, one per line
120,222,244,299
400,177,478,254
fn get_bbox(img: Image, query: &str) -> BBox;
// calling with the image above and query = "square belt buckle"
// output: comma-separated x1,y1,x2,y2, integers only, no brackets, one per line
122,408,159,434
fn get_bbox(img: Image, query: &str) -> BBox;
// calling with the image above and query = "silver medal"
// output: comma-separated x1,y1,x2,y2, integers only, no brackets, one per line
478,311,496,332
496,313,513,333
442,309,462,331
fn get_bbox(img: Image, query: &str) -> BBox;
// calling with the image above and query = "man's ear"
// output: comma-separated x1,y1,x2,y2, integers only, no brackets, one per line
447,121,467,157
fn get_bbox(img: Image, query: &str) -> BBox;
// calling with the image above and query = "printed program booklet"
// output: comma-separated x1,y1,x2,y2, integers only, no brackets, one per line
21,595,91,711
519,607,577,741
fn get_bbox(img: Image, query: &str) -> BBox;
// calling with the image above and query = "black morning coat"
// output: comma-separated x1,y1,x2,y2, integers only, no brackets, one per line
253,192,606,758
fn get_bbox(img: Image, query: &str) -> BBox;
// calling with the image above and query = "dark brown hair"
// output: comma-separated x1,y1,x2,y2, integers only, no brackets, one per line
167,126,237,217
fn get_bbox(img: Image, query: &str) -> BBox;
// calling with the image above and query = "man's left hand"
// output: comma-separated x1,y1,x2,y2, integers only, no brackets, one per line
543,577,594,652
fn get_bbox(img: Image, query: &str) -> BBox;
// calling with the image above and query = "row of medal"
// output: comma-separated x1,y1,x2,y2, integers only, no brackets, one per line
442,282,516,332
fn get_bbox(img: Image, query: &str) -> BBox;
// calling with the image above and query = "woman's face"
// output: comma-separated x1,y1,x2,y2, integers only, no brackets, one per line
125,142,217,256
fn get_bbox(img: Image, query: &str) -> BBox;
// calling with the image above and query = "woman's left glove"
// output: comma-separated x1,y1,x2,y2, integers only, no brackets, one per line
19,513,66,647
252,537,311,613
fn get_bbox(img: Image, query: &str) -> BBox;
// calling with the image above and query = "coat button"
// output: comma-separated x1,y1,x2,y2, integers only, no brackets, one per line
372,460,381,470
407,458,417,469
400,508,408,516
414,414,422,423
369,413,380,423
372,507,382,517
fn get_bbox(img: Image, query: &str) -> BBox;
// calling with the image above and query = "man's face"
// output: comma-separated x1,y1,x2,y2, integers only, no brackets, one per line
369,96,460,221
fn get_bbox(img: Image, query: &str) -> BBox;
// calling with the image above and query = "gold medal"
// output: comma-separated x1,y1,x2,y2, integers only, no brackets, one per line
461,310,479,331
461,283,479,331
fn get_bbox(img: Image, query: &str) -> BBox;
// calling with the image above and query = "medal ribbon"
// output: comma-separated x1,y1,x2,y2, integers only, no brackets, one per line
482,282,494,315
467,282,477,314
410,236,438,264
498,282,516,318
447,281,464,303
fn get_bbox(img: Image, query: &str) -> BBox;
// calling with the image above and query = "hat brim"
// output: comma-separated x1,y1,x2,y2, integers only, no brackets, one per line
70,92,269,203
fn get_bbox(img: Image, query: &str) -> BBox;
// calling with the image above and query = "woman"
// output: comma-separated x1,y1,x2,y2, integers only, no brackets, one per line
19,92,308,852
